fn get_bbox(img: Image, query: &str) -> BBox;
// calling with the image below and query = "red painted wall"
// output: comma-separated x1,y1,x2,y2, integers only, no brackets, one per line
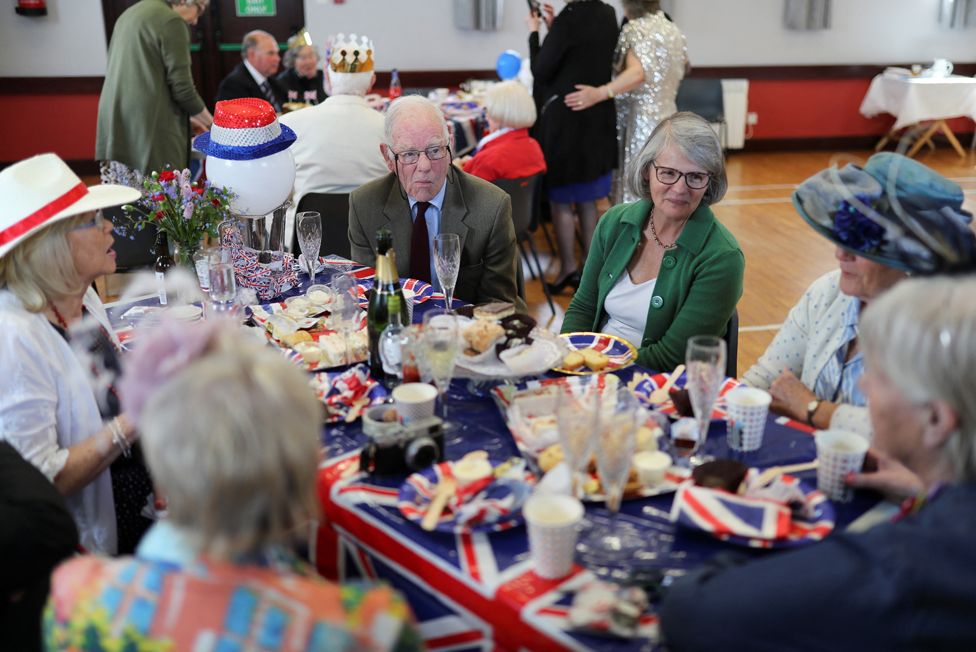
0,94,99,162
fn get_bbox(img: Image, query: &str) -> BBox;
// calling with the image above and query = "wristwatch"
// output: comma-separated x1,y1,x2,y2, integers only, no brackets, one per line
806,399,822,425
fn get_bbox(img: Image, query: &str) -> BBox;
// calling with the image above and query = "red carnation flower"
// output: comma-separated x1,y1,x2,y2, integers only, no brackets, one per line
158,170,177,182
154,211,164,221
193,186,205,195
211,199,221,207
151,193,164,202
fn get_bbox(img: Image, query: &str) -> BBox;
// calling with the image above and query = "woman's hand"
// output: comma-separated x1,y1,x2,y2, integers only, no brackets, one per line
767,370,816,422
542,3,555,28
846,449,924,503
564,84,603,111
525,11,542,31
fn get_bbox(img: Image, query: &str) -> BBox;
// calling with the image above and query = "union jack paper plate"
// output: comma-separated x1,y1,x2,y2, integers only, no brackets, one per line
553,332,637,375
629,371,741,420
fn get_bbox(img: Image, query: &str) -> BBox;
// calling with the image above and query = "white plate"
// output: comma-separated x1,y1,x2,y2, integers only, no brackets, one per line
164,305,203,322
455,332,564,378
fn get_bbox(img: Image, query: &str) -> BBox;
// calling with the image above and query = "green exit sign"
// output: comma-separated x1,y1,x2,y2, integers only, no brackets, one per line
236,0,276,17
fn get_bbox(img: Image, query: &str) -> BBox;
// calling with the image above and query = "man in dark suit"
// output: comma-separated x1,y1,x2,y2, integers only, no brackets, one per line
216,29,285,111
348,96,524,310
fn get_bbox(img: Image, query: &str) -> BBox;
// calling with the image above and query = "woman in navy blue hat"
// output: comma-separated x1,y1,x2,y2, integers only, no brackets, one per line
743,152,976,440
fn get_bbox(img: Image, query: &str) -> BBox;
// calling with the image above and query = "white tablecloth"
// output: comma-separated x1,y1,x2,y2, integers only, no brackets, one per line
859,73,976,130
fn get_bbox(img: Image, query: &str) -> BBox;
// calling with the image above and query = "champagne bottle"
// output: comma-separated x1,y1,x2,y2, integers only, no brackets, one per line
154,232,174,306
368,228,408,379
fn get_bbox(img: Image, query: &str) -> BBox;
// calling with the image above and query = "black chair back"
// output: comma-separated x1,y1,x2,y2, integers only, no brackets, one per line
676,78,725,123
105,205,159,271
724,308,739,378
493,174,542,237
293,193,351,259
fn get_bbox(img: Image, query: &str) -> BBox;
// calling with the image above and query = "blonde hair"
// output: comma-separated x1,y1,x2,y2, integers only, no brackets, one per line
0,213,89,312
139,332,323,558
860,275,976,482
485,81,537,130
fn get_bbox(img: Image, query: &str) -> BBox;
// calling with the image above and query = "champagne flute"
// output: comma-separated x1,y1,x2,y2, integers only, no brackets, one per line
581,387,644,558
433,233,460,309
685,335,727,466
556,378,599,498
421,309,459,419
331,272,358,365
296,211,322,286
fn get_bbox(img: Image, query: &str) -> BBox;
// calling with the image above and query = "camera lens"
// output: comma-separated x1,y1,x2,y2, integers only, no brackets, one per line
405,437,439,470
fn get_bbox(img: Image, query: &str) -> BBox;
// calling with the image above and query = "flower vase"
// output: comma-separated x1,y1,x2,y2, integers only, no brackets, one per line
171,241,199,270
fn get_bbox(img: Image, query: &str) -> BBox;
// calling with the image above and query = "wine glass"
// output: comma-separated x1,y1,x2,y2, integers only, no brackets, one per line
421,308,459,418
555,378,599,498
685,335,727,466
433,233,460,309
207,247,237,314
296,211,322,286
580,387,644,558
331,272,359,365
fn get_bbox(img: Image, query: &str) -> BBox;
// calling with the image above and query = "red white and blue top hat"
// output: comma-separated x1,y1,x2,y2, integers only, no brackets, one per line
193,98,296,161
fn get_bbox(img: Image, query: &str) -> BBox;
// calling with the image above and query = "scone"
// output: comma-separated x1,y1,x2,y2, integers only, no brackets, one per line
462,320,505,355
580,348,609,371
281,330,313,347
562,351,585,371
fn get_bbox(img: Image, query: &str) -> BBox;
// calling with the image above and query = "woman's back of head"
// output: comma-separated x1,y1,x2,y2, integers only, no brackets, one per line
861,275,976,482
121,319,322,558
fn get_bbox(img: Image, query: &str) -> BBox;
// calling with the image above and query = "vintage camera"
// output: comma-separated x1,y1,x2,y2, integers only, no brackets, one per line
360,410,446,476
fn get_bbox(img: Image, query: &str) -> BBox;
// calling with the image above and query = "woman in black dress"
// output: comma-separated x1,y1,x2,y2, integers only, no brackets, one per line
527,0,618,293
276,44,327,107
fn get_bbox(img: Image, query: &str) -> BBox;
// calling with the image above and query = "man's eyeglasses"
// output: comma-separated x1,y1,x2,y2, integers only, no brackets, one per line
651,162,711,190
393,145,451,166
70,212,107,231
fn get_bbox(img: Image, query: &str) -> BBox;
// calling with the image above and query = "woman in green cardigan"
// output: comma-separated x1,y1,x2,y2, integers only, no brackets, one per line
561,112,744,371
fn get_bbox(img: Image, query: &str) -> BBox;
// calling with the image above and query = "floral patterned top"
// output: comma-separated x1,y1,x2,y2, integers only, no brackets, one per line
43,525,421,652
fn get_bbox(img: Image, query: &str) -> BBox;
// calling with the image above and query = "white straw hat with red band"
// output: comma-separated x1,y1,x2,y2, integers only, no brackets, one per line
0,153,139,259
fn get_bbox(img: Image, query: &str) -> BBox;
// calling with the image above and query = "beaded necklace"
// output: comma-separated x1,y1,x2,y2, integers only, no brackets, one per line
645,208,684,250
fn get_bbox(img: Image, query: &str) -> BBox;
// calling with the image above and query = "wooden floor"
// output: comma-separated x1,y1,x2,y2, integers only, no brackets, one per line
521,148,976,376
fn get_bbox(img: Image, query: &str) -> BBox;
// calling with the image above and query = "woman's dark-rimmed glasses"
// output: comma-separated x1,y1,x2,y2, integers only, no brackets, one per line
393,145,451,166
651,162,710,190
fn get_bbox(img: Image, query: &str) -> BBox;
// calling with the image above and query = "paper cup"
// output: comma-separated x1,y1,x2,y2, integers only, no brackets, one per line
725,387,772,452
392,383,438,423
633,450,672,487
523,494,584,579
815,429,869,502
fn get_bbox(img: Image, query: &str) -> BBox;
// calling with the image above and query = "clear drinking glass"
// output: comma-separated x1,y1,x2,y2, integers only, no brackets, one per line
296,211,322,286
433,233,460,309
421,308,459,418
208,248,237,313
685,335,727,466
581,387,644,558
556,378,600,498
331,272,359,365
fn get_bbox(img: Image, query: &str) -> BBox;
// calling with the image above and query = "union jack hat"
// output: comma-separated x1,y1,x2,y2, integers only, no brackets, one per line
193,98,296,161
0,153,139,259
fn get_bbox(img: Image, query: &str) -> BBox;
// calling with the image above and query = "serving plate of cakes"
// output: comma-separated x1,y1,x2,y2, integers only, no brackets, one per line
454,303,566,378
554,332,638,375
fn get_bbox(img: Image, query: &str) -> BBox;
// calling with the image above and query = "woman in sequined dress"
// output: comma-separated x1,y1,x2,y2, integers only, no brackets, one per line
566,0,688,204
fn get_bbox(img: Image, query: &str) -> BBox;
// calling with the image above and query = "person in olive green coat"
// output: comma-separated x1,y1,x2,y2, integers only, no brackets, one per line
562,112,744,372
96,0,213,185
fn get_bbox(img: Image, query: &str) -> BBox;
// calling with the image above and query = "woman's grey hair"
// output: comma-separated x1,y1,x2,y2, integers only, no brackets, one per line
485,81,537,130
860,275,976,483
629,111,728,206
139,332,322,558
283,44,320,71
0,213,90,312
622,0,661,19
384,95,451,149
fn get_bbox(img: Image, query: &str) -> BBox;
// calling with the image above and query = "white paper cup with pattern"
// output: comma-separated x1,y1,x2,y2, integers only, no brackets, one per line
392,382,437,423
725,387,772,452
815,429,869,502
523,494,584,579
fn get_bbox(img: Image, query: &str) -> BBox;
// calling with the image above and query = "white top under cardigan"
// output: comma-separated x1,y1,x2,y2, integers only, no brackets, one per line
601,273,657,348
742,270,871,440
0,287,119,553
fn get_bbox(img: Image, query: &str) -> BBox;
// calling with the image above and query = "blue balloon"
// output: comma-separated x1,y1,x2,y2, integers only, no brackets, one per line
496,50,522,81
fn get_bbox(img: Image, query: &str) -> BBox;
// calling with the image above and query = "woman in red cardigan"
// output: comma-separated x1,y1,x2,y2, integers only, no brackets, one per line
455,81,547,182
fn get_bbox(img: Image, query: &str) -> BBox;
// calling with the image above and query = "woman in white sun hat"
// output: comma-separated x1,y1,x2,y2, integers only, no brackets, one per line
0,153,143,555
